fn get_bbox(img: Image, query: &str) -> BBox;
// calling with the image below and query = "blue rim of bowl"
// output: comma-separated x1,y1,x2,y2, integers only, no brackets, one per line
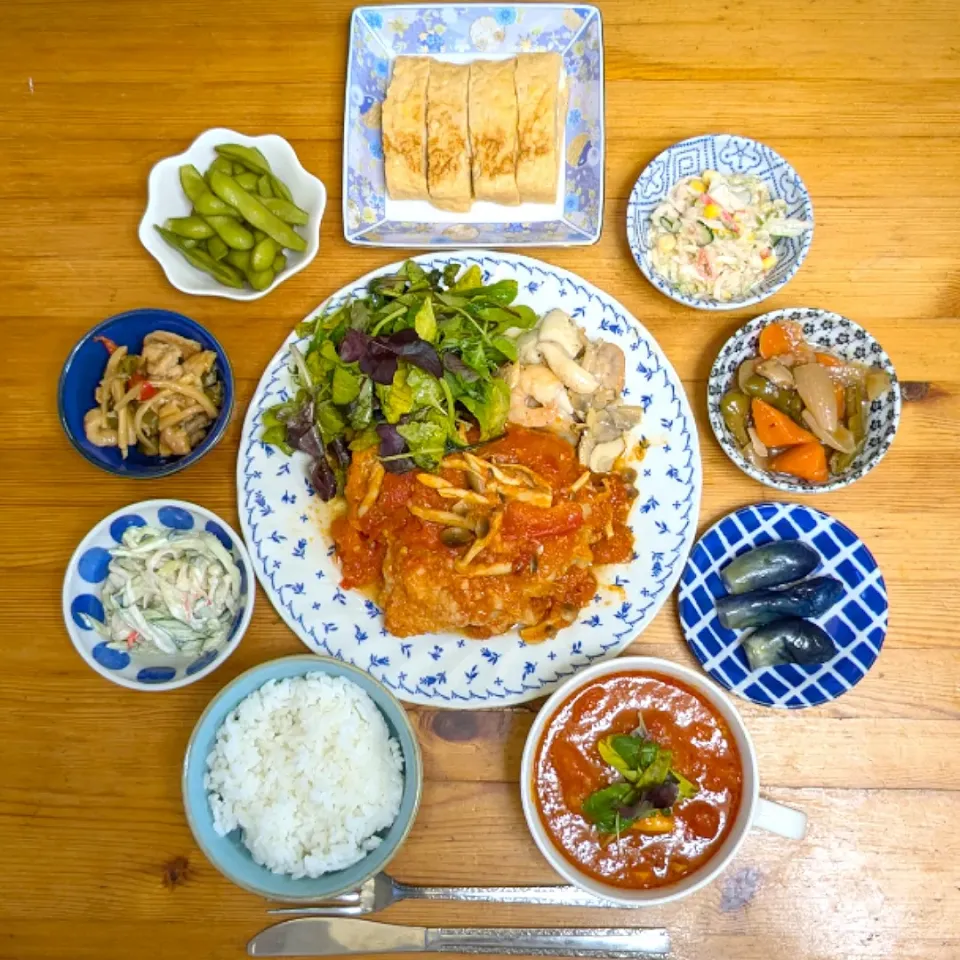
57,308,235,478
627,133,815,311
181,654,424,901
706,307,902,493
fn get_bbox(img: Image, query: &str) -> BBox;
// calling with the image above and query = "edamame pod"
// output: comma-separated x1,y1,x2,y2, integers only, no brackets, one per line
215,143,274,176
253,229,266,243
236,171,259,191
247,267,275,291
194,190,242,218
232,162,246,176
259,196,309,226
210,156,235,176
154,226,244,288
165,215,215,239
272,253,287,272
251,236,278,272
206,235,229,261
179,164,208,203
270,175,293,202
205,214,255,250
208,170,306,252
225,249,251,270
257,174,274,198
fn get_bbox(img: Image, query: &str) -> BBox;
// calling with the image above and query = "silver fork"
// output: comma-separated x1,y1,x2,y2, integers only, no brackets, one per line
268,873,618,916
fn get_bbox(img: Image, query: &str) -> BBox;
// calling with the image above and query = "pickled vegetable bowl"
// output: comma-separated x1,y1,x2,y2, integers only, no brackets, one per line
708,308,900,493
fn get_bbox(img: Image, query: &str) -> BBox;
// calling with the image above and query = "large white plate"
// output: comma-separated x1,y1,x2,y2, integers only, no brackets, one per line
237,251,701,706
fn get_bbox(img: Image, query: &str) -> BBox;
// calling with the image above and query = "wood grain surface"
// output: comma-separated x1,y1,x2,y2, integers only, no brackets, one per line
1,1,959,958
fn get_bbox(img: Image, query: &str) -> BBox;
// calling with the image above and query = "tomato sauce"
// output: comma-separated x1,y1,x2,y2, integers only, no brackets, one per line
534,672,743,889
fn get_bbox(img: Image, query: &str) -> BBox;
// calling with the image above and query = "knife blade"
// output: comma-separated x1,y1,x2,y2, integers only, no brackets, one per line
248,918,670,958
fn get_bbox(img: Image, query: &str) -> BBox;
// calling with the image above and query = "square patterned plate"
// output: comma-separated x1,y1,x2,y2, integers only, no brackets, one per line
344,4,604,247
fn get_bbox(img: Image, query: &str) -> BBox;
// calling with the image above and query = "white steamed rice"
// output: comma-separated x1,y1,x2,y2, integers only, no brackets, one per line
205,672,404,878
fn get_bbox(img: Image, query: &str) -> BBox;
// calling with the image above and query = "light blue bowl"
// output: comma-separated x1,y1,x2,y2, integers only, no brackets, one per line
182,655,423,901
627,134,814,311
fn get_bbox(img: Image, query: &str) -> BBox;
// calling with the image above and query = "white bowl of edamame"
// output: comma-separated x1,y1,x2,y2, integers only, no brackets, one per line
139,127,326,301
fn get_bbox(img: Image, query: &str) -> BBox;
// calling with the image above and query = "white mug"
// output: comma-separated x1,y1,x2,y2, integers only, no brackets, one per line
520,656,806,907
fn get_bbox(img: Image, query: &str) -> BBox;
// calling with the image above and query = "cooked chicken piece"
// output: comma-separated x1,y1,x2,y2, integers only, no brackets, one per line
142,341,183,379
143,330,202,358
160,425,191,455
575,340,626,411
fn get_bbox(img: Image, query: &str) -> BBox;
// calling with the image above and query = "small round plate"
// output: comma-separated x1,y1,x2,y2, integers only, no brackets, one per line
63,499,253,691
708,307,901,493
678,502,888,708
627,134,814,310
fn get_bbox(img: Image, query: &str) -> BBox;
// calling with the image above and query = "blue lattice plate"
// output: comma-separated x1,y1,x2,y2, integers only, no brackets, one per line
344,5,604,247
63,500,254,691
238,251,701,707
627,135,814,310
679,503,887,709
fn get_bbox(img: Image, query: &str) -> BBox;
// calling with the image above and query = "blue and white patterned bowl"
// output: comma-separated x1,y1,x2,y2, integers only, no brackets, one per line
708,308,901,493
58,308,234,478
62,500,253,691
238,250,702,707
679,503,888,709
182,655,422,901
627,135,814,310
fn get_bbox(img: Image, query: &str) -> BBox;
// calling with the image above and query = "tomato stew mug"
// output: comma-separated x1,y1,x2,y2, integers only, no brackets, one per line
520,656,806,907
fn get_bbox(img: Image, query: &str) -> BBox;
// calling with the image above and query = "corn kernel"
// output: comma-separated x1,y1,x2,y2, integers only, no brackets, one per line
761,254,777,270
688,179,706,194
657,234,677,254
703,203,721,219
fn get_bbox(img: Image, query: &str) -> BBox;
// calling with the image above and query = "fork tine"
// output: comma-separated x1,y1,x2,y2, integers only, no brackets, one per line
267,904,366,917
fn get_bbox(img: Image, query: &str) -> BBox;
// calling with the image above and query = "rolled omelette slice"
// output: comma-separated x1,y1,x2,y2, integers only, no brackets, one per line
515,52,567,204
427,61,472,212
468,58,520,206
382,57,431,201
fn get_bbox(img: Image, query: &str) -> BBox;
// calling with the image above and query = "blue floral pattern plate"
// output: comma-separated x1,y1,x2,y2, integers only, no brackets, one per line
62,500,254,691
237,251,702,706
679,503,888,708
627,134,814,310
344,4,604,247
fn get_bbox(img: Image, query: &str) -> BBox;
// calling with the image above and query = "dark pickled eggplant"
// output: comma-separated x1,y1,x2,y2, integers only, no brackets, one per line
716,576,844,630
741,617,838,670
721,541,820,595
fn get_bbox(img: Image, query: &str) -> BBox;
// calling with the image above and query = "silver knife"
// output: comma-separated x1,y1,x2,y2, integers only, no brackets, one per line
248,918,670,958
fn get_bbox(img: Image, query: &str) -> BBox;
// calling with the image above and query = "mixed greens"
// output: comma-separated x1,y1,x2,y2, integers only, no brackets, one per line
262,260,538,499
581,719,699,835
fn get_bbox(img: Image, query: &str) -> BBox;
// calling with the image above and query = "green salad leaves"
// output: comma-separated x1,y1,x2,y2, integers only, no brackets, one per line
263,260,537,499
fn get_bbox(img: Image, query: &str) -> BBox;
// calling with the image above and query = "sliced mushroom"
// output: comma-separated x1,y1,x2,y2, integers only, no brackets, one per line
515,331,542,366
538,309,584,359
440,527,475,547
588,437,626,474
539,342,599,395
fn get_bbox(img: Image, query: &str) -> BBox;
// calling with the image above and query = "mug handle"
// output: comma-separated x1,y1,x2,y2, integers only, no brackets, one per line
752,797,807,840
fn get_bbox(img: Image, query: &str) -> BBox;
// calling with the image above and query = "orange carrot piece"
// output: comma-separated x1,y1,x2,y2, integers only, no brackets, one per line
751,398,817,448
770,442,829,484
759,323,793,359
815,351,843,368
834,382,846,420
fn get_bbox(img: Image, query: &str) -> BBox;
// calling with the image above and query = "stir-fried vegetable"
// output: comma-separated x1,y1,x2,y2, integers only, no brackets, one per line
648,170,811,302
721,321,893,484
82,525,242,657
262,261,537,499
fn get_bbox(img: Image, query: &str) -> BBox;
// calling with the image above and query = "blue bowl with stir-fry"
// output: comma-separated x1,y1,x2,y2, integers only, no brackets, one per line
62,499,254,691
58,307,234,477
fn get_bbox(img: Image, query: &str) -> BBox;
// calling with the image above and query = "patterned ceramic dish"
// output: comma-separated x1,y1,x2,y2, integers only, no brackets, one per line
63,500,253,691
238,250,701,707
182,655,422,900
678,502,888,709
343,4,604,247
708,307,901,493
627,134,814,310
138,127,326,301
58,308,234,478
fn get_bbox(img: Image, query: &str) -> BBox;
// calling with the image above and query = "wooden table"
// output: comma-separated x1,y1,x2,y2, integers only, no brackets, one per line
2,1,959,958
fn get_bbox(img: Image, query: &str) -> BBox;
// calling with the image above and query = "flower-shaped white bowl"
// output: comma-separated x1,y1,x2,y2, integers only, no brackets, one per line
138,127,326,301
